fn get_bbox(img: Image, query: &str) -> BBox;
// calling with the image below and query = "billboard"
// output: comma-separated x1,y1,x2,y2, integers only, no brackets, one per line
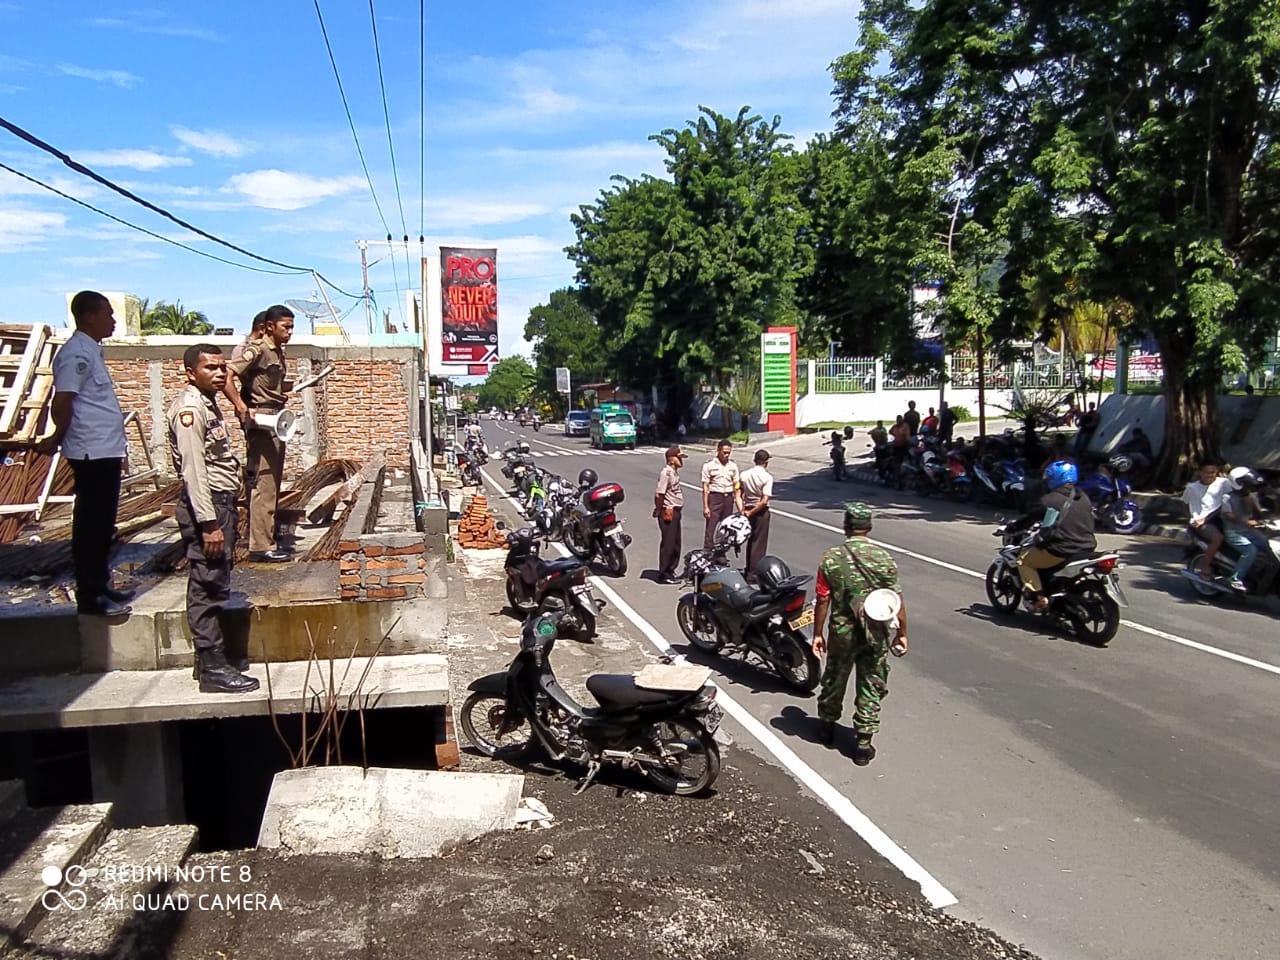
440,247,499,365
555,367,571,394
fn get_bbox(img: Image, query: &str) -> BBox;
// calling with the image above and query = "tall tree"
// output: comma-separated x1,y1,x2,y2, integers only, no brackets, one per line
524,288,607,416
476,356,536,412
142,300,213,336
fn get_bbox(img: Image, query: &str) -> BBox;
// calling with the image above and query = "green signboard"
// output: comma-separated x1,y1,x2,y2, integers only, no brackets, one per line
760,332,792,414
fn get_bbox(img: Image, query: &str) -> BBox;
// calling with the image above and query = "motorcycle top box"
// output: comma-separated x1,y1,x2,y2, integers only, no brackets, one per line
583,481,625,511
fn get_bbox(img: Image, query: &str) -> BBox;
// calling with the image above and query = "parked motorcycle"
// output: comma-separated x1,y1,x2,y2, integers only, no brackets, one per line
1181,519,1280,602
824,431,846,481
675,515,820,693
1079,455,1143,534
456,450,482,487
504,528,604,642
460,610,723,795
984,522,1128,645
563,480,632,576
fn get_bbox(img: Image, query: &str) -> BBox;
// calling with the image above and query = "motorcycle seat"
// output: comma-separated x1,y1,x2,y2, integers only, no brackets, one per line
539,557,583,576
586,674,680,709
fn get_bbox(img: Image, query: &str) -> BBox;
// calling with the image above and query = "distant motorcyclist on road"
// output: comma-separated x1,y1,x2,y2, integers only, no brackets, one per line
1011,461,1097,611
1182,462,1230,582
1221,467,1269,592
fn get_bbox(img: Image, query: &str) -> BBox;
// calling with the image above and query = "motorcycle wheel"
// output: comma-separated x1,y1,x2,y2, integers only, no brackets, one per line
505,578,536,613
603,542,628,577
640,717,721,796
985,562,1022,613
1109,501,1143,535
1184,553,1222,598
676,596,723,652
770,631,821,693
459,692,534,759
543,591,597,642
563,523,592,560
1068,583,1120,646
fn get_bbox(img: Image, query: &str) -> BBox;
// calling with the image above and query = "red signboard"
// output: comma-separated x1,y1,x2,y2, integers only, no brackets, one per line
468,364,489,376
440,246,499,365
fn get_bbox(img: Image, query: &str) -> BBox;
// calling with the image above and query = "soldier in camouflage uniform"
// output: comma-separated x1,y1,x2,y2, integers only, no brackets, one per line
811,502,909,765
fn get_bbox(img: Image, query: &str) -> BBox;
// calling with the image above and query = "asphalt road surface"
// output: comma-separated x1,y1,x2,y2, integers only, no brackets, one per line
479,420,1279,960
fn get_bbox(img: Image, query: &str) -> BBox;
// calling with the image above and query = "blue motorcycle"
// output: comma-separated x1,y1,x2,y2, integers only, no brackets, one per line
1080,455,1143,534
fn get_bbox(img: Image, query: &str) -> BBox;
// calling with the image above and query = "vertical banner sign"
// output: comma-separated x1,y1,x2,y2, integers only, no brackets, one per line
555,367,571,395
440,246,499,365
760,332,792,414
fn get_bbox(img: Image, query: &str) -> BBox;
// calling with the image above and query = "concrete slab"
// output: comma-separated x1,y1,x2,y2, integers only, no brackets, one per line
23,824,197,956
0,654,449,732
0,801,113,945
257,767,522,859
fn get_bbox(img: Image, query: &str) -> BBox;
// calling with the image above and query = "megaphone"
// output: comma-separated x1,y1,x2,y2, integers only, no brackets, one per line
252,409,302,442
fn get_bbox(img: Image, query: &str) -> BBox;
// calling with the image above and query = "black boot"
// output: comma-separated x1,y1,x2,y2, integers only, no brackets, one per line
818,720,836,747
197,647,260,694
852,734,876,767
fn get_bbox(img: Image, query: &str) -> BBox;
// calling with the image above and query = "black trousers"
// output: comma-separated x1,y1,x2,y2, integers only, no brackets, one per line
745,507,771,582
658,506,683,578
68,457,123,605
175,491,238,653
704,491,736,551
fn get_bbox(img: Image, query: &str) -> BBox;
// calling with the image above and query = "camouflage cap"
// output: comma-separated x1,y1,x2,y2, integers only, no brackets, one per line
843,501,873,530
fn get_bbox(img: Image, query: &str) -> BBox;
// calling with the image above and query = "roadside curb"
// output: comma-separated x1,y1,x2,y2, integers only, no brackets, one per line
844,467,1192,545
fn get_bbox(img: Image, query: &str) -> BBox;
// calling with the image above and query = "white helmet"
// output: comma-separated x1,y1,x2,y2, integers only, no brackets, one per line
518,440,532,455
713,514,752,550
1228,466,1260,490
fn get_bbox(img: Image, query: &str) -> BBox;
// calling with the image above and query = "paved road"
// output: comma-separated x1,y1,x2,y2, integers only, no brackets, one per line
480,421,1280,960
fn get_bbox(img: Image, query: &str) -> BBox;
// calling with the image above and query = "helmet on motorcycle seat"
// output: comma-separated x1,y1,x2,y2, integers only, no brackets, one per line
755,555,793,592
714,514,752,550
506,527,535,547
1107,454,1133,473
1044,460,1078,491
1229,466,1261,490
843,425,855,440
830,431,842,443
577,468,598,489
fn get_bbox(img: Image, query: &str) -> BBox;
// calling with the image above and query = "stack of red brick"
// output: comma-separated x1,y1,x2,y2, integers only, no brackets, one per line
338,533,429,601
455,495,507,549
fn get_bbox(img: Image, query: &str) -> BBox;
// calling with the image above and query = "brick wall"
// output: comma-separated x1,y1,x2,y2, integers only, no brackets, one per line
338,532,428,601
315,359,412,468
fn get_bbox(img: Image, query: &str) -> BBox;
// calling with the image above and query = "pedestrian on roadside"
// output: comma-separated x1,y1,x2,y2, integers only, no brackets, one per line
224,304,295,562
938,401,957,444
811,502,908,765
1074,401,1100,457
922,407,940,435
903,400,921,437
740,449,775,584
701,440,744,551
867,421,888,447
654,445,686,584
230,310,267,362
39,290,134,616
168,344,259,694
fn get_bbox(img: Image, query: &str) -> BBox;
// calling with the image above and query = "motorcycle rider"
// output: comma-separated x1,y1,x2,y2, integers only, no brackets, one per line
1221,466,1269,592
1182,462,1230,581
1013,460,1098,611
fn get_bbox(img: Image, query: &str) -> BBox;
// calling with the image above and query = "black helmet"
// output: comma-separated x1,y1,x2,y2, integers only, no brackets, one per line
755,555,793,592
843,425,854,440
830,431,842,443
578,468,598,488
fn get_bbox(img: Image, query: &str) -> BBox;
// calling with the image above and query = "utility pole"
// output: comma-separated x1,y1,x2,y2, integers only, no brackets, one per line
357,240,374,337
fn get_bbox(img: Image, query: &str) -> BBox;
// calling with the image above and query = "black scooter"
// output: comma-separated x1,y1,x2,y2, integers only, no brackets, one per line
563,481,632,576
460,610,723,795
504,528,604,642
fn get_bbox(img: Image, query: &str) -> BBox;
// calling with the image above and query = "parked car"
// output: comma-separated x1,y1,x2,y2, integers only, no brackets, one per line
565,410,591,437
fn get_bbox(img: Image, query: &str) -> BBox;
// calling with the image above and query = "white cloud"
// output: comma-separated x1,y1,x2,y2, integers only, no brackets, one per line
75,149,193,171
63,250,164,266
425,199,549,229
0,208,67,251
57,63,140,88
87,17,222,42
225,170,367,211
0,167,97,200
171,126,254,158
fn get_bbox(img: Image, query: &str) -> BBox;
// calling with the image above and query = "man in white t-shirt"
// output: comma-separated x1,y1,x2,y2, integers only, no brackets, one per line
1182,462,1230,581
740,449,775,583
39,291,133,616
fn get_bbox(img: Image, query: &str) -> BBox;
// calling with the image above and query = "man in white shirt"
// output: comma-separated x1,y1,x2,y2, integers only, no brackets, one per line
701,440,743,551
1182,462,1230,581
39,291,133,616
740,449,775,584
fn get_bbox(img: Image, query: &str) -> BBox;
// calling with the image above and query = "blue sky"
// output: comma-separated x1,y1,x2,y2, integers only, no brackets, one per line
0,0,861,358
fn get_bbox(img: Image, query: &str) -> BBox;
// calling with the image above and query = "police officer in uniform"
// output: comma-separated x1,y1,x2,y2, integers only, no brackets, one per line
225,304,294,562
169,344,260,694
811,502,909,765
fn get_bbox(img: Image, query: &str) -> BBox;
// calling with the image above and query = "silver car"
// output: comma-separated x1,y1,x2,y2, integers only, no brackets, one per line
565,410,591,436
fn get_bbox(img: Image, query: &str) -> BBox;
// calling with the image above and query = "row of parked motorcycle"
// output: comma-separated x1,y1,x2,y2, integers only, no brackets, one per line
824,427,1144,534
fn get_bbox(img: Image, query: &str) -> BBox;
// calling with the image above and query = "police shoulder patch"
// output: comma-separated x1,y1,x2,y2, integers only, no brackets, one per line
179,410,195,428
75,360,88,375
242,347,258,363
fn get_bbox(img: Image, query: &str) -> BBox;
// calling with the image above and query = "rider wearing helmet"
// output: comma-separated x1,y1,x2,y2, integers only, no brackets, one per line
1221,467,1268,592
1014,460,1098,610
577,468,598,490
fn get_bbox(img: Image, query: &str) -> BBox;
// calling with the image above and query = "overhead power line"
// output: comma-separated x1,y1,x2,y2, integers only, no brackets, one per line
367,0,411,327
0,115,361,298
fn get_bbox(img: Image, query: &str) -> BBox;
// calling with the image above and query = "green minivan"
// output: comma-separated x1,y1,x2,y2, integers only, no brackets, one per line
589,403,637,449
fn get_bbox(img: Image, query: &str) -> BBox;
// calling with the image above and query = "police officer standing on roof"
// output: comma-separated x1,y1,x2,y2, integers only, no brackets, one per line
811,502,909,765
224,304,294,562
39,291,135,616
169,344,259,694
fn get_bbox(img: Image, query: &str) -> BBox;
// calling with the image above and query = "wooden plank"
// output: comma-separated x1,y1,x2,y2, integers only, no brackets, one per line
0,325,48,435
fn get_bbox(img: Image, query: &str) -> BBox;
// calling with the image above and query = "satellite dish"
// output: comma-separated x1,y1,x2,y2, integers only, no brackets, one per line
284,293,344,337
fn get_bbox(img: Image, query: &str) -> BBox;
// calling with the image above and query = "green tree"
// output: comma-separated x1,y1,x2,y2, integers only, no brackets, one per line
722,369,760,436
476,356,536,412
524,287,607,418
834,0,1280,484
142,300,213,336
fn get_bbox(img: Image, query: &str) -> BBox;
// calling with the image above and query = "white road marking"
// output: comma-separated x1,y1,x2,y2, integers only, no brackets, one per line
678,484,1280,679
479,466,958,909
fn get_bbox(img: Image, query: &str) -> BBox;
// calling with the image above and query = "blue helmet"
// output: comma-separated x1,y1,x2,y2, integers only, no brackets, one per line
1044,460,1078,490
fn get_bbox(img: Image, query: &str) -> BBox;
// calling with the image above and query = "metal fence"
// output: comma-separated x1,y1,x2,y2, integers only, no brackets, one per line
813,358,877,393
811,354,1069,393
